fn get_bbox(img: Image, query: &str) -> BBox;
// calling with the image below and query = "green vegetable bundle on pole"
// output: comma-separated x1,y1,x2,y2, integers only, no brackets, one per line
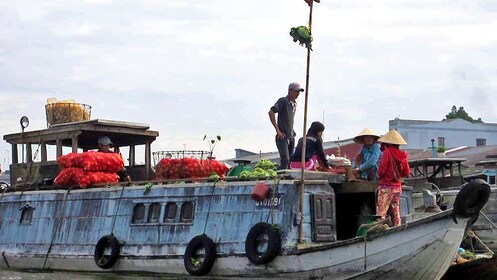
290,26,313,50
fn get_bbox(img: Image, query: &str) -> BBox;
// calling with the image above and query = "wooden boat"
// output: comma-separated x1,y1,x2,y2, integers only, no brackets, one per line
0,119,490,279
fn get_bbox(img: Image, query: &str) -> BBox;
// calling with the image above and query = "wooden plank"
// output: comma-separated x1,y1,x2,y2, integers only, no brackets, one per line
332,181,377,193
26,144,32,163
4,124,158,144
56,139,62,158
11,144,18,164
145,140,151,179
129,145,135,167
4,131,82,145
71,135,78,153
41,143,47,162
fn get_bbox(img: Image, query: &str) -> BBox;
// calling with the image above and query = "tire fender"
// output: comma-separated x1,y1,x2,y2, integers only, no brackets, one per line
245,222,281,265
453,179,491,219
94,234,120,269
183,234,217,276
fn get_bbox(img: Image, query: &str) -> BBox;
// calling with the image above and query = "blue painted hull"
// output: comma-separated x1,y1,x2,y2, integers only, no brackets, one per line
0,180,465,279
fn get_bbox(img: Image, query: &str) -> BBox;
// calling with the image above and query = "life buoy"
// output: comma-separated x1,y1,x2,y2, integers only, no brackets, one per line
94,235,120,269
453,179,491,218
183,234,217,276
245,222,281,265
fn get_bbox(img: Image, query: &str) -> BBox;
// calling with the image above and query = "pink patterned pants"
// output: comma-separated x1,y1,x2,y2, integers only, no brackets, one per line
376,187,401,226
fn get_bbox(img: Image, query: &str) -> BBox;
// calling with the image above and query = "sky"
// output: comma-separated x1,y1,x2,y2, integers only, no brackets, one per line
1,0,496,166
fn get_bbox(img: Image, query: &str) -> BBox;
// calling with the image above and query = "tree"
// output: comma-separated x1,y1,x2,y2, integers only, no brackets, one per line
444,105,483,123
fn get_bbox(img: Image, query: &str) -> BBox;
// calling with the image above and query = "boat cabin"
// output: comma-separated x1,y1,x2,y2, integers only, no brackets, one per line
406,158,466,191
3,119,159,186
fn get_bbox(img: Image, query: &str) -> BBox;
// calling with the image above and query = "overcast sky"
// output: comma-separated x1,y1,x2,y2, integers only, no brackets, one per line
1,0,496,166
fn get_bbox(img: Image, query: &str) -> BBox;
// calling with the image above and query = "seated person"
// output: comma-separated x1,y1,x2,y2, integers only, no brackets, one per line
289,122,330,171
352,128,381,180
98,136,131,183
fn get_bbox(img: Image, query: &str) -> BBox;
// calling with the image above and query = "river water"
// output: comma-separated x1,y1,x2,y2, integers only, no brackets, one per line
0,271,180,280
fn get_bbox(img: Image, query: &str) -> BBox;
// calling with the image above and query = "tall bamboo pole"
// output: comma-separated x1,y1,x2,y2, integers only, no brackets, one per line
299,0,314,244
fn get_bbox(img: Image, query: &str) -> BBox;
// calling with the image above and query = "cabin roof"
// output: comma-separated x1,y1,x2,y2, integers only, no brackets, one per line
408,157,467,167
3,119,159,149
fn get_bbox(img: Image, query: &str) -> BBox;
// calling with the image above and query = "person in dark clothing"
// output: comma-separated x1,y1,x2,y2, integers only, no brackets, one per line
268,82,303,170
97,136,131,183
289,122,330,171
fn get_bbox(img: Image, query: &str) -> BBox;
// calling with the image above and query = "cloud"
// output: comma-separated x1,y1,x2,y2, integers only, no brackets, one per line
0,0,496,162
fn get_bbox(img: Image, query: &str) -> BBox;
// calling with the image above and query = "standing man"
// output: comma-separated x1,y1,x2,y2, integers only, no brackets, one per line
268,82,303,169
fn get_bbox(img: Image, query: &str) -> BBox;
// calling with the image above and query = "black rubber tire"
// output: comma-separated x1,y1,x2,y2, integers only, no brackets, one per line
184,234,217,276
468,212,480,227
245,222,281,265
94,235,120,269
453,179,491,218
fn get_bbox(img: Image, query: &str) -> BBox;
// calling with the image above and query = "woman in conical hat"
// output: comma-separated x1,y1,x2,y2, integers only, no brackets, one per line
376,129,410,227
352,128,381,181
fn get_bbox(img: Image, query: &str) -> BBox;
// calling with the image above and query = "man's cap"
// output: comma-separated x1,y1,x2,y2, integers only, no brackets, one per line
288,82,304,92
98,136,113,146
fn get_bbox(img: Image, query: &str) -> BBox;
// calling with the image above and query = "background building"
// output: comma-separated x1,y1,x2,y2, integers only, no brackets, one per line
389,118,497,150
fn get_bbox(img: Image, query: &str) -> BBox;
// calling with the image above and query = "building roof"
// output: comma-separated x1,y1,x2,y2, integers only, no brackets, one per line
390,117,497,128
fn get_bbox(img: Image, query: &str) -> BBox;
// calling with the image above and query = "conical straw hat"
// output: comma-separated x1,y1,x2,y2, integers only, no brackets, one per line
378,129,407,145
353,128,380,144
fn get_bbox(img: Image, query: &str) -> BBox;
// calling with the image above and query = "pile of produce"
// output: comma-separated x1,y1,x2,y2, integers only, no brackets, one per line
154,157,229,180
46,97,91,126
54,151,124,188
239,159,278,178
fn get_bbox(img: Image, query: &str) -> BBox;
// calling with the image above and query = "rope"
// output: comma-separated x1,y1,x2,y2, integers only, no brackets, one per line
42,186,73,270
1,252,10,269
469,231,493,255
202,179,218,235
363,235,367,271
110,184,126,236
479,211,497,230
266,177,280,224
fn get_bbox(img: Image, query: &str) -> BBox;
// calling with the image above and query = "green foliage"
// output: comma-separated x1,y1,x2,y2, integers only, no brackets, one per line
204,135,221,157
437,146,446,153
444,105,483,123
290,26,313,50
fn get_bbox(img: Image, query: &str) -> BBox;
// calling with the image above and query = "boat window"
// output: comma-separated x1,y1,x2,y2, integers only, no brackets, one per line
20,207,34,225
147,203,161,223
164,202,177,223
132,203,145,224
489,176,496,185
179,201,194,223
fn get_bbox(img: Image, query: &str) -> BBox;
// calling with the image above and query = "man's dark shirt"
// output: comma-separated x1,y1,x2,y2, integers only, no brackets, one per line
271,95,296,139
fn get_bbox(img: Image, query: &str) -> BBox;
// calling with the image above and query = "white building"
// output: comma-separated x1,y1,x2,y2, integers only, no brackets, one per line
389,118,497,150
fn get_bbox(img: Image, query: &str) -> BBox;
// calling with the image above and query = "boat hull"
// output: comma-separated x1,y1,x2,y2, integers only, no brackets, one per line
1,211,466,279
